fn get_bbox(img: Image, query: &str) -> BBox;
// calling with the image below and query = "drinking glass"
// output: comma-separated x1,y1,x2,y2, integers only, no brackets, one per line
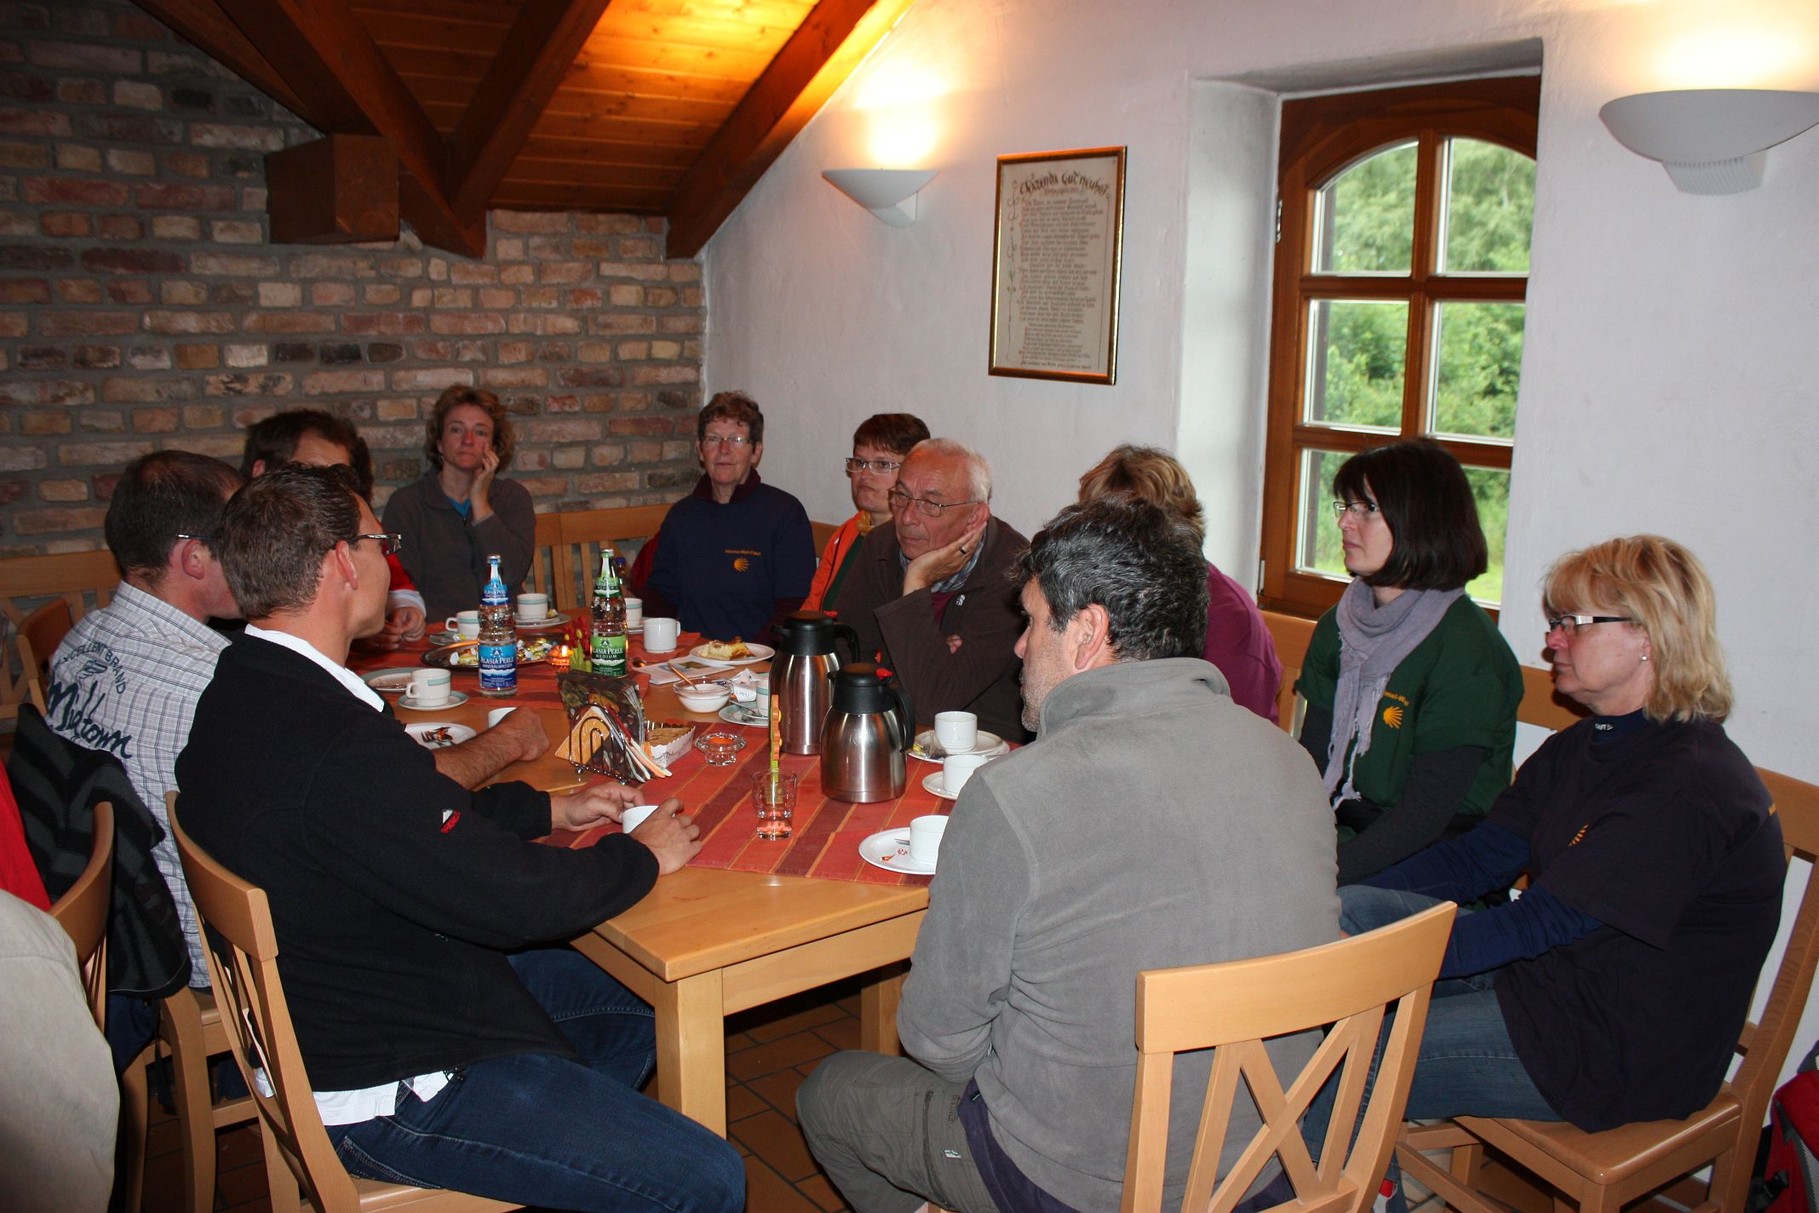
751,769,798,840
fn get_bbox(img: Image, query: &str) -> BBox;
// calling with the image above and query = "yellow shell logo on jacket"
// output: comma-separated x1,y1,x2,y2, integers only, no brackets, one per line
1380,691,1410,730
732,557,751,572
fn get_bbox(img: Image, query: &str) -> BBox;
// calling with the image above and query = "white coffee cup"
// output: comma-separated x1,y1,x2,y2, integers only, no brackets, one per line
486,706,516,728
754,674,771,718
909,814,948,866
644,616,680,653
625,597,644,629
515,592,550,621
934,710,978,754
409,669,452,707
621,804,661,833
445,610,480,640
943,752,991,796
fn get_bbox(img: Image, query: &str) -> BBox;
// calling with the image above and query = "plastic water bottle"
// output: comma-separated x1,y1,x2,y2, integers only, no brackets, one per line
477,554,517,698
590,548,628,677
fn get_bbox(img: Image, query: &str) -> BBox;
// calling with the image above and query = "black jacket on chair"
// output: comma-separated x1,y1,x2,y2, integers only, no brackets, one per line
8,703,191,999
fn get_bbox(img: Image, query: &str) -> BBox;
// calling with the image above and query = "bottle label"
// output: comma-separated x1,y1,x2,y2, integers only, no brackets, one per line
591,633,628,677
477,643,518,693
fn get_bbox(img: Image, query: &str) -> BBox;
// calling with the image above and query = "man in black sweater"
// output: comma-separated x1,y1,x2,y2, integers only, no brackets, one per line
176,465,743,1211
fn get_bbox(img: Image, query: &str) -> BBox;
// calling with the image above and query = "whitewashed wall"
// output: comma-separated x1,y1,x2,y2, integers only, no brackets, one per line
705,0,1819,1083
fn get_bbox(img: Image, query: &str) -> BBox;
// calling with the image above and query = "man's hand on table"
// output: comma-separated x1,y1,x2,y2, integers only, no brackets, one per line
552,789,704,874
902,519,987,595
432,708,550,789
358,605,427,651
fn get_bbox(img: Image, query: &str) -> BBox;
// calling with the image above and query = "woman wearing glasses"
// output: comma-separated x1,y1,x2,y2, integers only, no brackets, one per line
1336,535,1780,1133
643,392,816,642
804,414,931,613
1296,438,1522,884
382,386,535,619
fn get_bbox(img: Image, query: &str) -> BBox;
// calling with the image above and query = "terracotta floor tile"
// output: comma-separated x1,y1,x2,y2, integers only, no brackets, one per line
730,1107,820,1183
747,1066,811,1120
812,1015,863,1052
727,1030,846,1082
725,1081,769,1123
743,1155,826,1213
740,998,852,1043
796,1171,852,1213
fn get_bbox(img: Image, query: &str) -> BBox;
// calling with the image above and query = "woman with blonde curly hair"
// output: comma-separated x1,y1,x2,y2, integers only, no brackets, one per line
1337,535,1782,1134
382,386,536,618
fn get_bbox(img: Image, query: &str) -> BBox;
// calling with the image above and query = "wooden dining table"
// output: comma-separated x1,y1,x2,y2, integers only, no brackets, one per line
350,624,952,1136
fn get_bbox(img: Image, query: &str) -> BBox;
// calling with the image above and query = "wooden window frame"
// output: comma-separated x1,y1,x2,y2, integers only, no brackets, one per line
1258,76,1540,619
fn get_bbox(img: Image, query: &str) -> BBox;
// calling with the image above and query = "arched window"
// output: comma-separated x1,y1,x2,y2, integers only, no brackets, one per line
1258,76,1538,616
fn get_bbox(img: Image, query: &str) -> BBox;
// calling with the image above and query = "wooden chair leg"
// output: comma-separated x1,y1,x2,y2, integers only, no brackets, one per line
119,1041,156,1213
162,988,217,1213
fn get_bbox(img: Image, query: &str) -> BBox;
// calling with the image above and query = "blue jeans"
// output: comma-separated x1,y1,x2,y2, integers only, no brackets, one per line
1339,887,1558,1122
329,947,744,1212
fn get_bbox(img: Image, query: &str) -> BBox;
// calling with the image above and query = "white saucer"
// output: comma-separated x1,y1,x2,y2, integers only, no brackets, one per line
922,771,968,801
718,703,769,728
427,629,471,646
909,729,1008,764
514,611,568,631
405,722,476,749
858,829,937,875
688,642,774,666
362,668,416,696
397,690,468,711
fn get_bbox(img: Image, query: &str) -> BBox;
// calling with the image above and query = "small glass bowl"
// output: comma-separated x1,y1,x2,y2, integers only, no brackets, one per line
694,729,747,766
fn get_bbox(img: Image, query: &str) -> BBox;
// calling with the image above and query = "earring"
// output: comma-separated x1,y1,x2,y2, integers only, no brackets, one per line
1640,652,1649,661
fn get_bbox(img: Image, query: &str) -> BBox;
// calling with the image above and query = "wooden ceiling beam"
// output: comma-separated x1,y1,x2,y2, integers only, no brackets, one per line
195,0,485,257
132,0,309,119
447,0,615,218
663,0,917,259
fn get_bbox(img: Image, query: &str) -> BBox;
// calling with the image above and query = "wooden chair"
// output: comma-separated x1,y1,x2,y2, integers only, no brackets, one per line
117,791,260,1213
1398,766,1819,1213
49,799,113,1029
1515,663,1586,732
169,804,516,1213
2,548,118,728
521,511,566,611
550,503,670,614
1261,610,1316,735
1121,901,1456,1213
810,518,840,556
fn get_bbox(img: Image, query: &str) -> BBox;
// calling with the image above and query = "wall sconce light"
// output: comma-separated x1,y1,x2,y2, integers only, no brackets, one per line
821,168,937,226
1599,88,1819,194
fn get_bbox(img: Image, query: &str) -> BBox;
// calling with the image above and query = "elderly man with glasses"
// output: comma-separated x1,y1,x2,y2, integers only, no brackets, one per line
643,391,816,642
833,438,1032,741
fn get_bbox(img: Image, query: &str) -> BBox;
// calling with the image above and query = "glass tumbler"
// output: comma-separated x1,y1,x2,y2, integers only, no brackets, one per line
750,769,798,841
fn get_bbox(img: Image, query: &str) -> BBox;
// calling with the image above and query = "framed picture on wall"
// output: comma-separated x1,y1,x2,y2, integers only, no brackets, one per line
989,146,1127,385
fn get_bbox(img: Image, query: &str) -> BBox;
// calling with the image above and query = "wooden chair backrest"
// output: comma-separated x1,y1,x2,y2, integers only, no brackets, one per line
522,511,566,609
1727,768,1819,1154
50,799,112,1029
1261,611,1316,735
1516,663,1586,732
171,799,369,1212
1,548,118,723
1121,901,1456,1213
549,504,671,615
810,519,839,556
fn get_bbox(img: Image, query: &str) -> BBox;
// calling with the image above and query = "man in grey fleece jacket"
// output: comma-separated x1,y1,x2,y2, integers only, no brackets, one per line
799,497,1340,1213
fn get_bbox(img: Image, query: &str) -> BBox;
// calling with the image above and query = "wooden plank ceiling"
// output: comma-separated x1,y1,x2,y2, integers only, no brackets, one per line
133,0,916,258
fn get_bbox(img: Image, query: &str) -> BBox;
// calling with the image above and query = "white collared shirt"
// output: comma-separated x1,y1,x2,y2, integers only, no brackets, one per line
243,625,451,1126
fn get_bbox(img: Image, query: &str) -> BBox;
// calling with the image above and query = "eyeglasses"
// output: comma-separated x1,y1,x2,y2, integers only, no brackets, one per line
845,457,903,475
351,532,403,557
887,487,982,518
1331,499,1381,520
1545,613,1633,635
174,532,210,544
701,434,753,448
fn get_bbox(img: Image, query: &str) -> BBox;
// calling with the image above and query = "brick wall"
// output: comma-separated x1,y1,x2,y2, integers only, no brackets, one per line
0,0,706,557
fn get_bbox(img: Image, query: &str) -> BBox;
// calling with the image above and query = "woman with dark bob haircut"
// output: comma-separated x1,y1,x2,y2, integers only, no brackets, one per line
1295,437,1522,883
1335,536,1782,1134
382,386,536,618
804,413,930,612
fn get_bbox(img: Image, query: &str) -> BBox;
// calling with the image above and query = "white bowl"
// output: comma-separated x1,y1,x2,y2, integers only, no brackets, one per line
675,685,731,713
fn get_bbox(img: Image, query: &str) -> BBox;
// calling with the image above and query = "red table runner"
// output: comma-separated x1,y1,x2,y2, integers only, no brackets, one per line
352,632,955,886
